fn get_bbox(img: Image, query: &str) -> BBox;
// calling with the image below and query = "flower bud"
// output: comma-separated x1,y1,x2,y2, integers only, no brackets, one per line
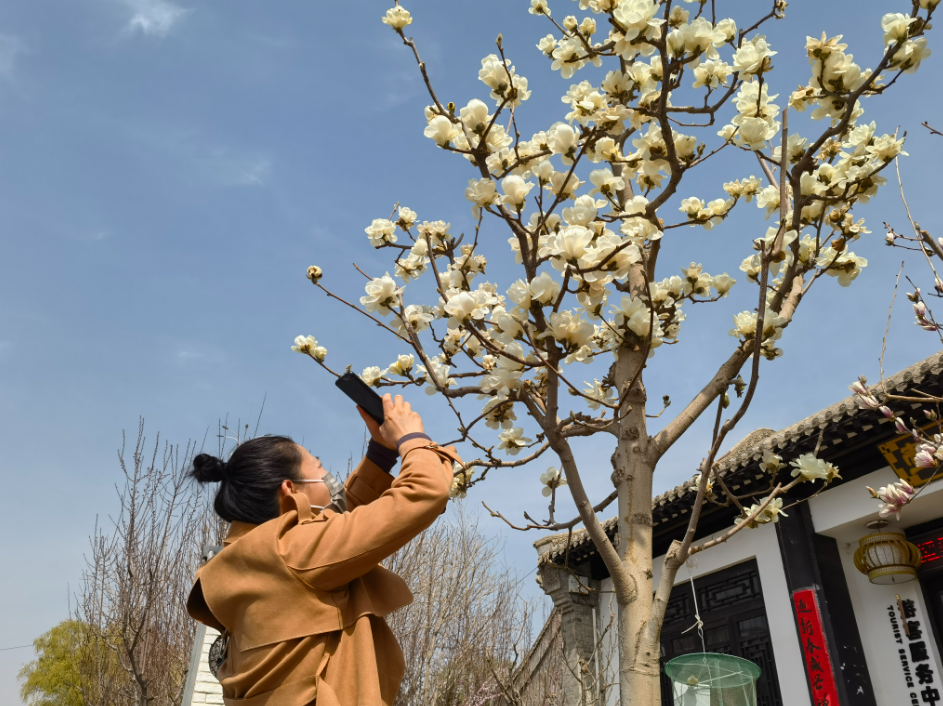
307,265,323,284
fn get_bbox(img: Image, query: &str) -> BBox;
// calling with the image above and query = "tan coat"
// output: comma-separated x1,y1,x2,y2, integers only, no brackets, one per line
186,437,459,706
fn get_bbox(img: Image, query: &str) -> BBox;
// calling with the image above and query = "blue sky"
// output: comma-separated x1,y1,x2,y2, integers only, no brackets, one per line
1,0,941,701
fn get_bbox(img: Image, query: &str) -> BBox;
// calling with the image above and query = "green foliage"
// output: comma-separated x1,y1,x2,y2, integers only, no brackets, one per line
18,620,88,706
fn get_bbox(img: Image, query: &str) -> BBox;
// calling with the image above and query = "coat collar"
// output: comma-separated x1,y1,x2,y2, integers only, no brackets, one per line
223,492,324,546
224,521,257,545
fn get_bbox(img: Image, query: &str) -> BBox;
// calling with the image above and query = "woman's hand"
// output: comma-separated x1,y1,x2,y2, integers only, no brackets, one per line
357,406,395,450
357,395,424,449
378,394,424,448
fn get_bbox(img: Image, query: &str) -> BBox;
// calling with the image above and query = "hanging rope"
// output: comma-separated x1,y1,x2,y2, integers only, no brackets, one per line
680,556,706,654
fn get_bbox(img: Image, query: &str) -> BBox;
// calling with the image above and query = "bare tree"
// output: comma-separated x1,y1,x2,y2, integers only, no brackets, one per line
386,503,565,706
74,419,224,706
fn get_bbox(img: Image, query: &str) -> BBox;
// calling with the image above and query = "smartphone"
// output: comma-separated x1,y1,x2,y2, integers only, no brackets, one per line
334,372,385,425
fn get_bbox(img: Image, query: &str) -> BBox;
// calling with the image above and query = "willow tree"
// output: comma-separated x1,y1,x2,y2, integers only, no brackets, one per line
294,0,937,702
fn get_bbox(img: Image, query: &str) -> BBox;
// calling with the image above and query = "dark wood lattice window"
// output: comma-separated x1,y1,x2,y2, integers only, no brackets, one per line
659,559,783,706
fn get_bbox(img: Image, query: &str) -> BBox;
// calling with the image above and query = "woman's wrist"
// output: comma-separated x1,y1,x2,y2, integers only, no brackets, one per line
396,432,432,451
366,439,399,474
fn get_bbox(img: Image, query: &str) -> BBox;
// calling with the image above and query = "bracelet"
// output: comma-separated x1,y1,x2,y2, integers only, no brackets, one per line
397,432,432,450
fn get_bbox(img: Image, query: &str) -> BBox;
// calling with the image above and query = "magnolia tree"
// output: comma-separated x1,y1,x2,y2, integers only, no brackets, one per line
850,122,943,521
294,0,936,702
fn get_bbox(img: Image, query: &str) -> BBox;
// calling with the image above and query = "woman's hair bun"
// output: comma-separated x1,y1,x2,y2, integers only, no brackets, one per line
191,453,227,483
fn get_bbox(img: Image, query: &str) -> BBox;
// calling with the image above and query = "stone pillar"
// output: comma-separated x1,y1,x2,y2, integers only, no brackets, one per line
537,562,602,706
181,624,224,706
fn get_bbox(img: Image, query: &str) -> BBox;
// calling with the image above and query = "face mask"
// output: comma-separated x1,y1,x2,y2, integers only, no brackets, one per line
294,472,348,515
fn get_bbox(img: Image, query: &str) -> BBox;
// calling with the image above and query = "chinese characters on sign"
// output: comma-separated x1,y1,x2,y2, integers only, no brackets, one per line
889,595,940,706
792,590,840,706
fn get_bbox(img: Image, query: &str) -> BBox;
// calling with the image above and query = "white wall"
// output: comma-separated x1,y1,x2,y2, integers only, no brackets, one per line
598,522,811,706
810,466,943,705
182,625,223,706
597,578,619,706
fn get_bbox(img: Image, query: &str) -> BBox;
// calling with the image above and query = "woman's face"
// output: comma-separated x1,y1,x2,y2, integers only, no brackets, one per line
279,445,332,508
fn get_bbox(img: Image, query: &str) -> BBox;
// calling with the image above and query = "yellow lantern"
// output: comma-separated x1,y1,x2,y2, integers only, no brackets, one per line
853,521,922,585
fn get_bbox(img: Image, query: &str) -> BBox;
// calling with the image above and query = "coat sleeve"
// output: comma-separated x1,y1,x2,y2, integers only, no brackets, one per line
344,455,394,510
278,439,459,591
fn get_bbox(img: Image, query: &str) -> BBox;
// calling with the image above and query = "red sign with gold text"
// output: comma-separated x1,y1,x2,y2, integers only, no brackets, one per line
793,589,841,706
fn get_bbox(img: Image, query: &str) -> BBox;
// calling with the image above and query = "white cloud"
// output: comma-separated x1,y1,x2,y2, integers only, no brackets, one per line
120,0,191,38
208,154,273,187
0,35,24,76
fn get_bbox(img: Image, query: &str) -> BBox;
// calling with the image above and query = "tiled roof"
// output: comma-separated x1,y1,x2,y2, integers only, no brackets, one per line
535,351,943,563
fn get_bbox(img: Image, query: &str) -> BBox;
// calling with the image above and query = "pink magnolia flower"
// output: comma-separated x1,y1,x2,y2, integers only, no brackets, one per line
914,443,938,469
849,379,869,396
868,480,915,520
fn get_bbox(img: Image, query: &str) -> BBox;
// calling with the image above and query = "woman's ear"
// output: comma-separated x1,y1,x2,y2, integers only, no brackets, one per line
280,478,294,498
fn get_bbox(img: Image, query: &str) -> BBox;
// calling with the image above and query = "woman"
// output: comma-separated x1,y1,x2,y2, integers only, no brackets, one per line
186,394,460,706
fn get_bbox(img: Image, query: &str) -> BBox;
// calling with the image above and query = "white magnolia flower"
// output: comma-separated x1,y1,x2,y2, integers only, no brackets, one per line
444,291,490,325
417,356,455,395
396,207,417,230
502,175,535,209
388,354,415,377
889,37,932,74
531,159,555,183
693,60,732,89
360,274,400,316
365,218,397,248
529,0,550,15
732,35,776,77
549,123,580,161
583,379,615,410
291,335,327,362
759,450,782,474
728,308,786,342
735,117,777,150
712,18,737,46
789,453,840,483
866,134,908,162
881,13,916,46
816,248,868,287
529,271,562,305
465,178,502,217
540,310,595,354
497,427,532,455
479,54,532,104
381,6,413,30
540,467,568,497
691,472,714,495
450,462,477,499
712,273,736,297
424,115,459,147
612,0,665,43
548,171,583,198
460,98,491,133
562,194,602,227
588,169,625,197
306,265,323,284
544,225,593,265
395,304,434,336
360,366,387,387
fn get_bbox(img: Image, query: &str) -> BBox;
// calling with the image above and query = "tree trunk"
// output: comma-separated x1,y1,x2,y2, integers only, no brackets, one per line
613,345,661,706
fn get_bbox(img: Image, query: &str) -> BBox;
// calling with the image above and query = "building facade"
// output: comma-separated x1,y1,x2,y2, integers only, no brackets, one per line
535,352,943,706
